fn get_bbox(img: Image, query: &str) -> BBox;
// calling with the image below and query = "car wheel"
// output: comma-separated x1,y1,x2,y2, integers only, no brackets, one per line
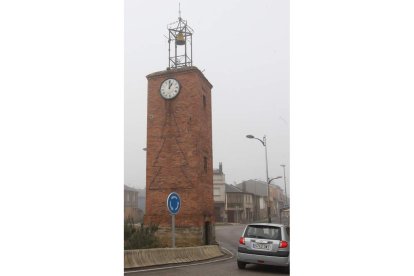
237,261,246,269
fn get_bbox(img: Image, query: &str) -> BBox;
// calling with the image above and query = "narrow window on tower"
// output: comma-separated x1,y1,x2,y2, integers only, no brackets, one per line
204,156,208,173
203,95,206,109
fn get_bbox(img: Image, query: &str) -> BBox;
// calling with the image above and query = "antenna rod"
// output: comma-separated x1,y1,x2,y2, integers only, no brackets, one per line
179,3,181,19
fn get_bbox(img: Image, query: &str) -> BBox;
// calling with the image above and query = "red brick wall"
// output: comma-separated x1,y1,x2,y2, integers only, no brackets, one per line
144,67,214,229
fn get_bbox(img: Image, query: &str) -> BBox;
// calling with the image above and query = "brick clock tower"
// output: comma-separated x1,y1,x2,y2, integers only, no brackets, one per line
144,12,215,246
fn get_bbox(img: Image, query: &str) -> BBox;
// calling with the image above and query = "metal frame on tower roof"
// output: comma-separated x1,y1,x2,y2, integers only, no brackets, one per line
167,5,194,69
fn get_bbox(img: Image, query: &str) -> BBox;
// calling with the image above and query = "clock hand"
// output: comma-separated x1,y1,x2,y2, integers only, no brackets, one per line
169,82,172,89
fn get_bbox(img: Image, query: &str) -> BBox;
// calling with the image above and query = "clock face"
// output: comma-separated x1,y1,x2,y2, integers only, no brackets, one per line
160,78,180,99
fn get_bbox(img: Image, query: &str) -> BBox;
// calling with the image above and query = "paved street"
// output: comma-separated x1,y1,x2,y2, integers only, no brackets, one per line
124,223,289,275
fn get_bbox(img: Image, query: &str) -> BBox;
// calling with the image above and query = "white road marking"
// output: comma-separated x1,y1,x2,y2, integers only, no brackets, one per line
124,247,234,274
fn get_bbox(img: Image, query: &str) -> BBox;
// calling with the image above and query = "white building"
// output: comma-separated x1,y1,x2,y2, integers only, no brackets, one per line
213,162,226,222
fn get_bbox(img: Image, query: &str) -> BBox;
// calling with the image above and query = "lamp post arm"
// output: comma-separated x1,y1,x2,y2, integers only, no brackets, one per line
252,137,265,147
268,176,282,184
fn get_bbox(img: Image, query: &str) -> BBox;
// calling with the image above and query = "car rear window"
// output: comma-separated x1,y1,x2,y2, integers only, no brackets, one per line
244,225,281,240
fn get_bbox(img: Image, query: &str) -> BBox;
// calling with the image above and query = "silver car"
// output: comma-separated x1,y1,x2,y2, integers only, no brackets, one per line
237,223,290,271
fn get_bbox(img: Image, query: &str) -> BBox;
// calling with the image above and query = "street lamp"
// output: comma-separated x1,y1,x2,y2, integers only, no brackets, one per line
246,134,272,222
280,164,288,207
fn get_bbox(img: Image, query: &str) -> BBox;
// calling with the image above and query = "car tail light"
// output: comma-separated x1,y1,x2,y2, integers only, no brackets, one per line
239,237,245,245
279,240,288,248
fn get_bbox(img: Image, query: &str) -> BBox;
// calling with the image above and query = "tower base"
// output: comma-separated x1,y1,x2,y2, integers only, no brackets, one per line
144,214,215,247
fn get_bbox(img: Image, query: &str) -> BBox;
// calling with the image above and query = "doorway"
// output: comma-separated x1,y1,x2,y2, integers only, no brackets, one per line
204,222,210,245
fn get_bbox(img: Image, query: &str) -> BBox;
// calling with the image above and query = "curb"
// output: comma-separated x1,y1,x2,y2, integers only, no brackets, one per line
124,245,224,269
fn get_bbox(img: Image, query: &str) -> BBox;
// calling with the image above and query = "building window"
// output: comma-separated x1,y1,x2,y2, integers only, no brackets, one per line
214,188,220,196
203,95,206,109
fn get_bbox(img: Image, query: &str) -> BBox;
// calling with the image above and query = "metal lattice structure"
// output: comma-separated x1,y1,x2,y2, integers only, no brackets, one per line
167,8,194,69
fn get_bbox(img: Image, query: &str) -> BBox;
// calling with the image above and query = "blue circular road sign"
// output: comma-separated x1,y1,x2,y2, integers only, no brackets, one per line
167,192,181,215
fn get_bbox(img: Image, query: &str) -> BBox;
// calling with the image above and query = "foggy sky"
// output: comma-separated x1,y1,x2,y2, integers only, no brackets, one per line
125,0,290,194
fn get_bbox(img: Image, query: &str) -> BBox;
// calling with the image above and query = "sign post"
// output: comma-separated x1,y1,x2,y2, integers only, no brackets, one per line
167,192,181,248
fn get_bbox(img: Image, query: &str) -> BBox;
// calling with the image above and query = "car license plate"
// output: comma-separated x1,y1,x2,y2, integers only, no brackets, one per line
252,243,271,250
